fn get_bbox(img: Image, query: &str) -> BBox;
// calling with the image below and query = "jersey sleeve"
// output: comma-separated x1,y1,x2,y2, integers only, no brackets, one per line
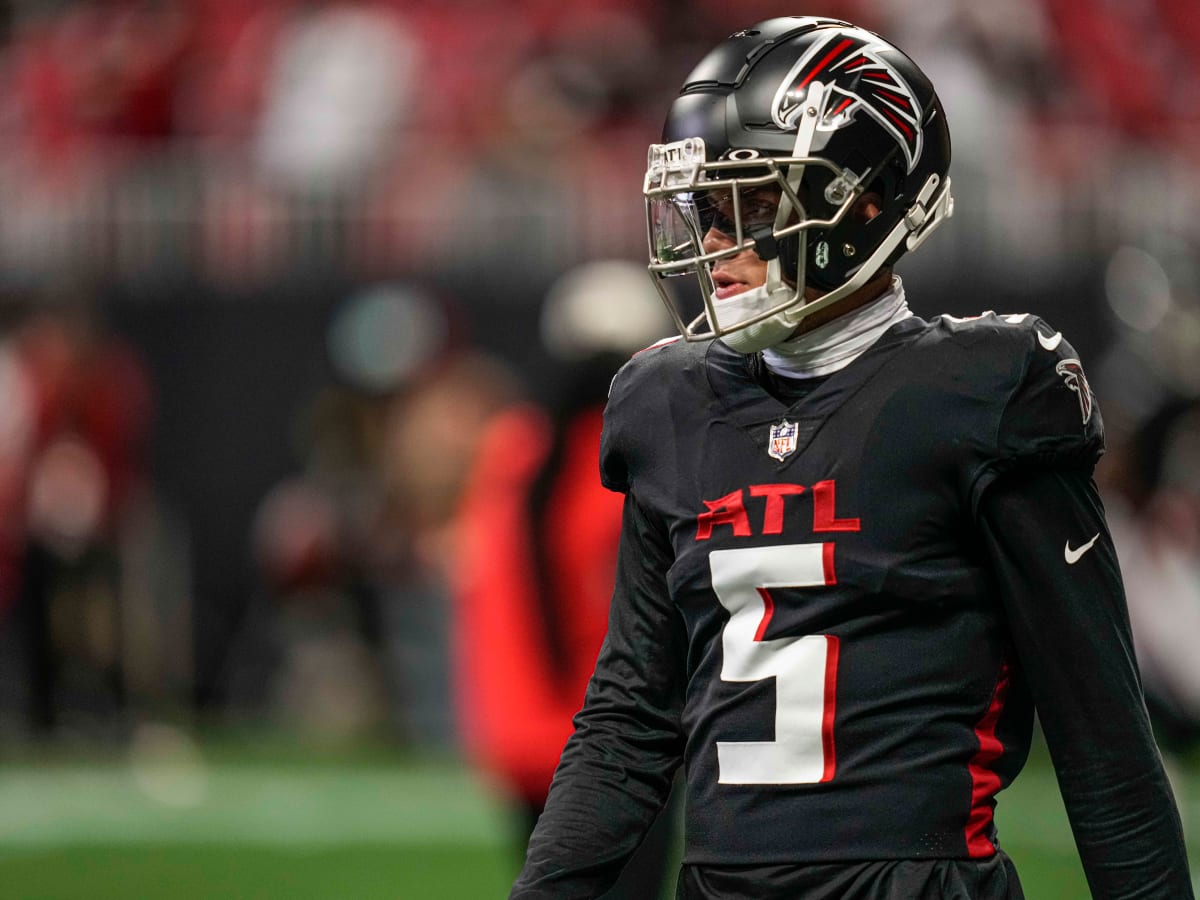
509,490,687,899
976,467,1193,899
969,318,1105,511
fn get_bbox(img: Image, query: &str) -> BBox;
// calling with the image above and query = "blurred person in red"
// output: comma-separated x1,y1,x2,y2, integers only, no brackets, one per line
0,298,153,736
2,0,197,176
1039,0,1197,145
451,262,677,896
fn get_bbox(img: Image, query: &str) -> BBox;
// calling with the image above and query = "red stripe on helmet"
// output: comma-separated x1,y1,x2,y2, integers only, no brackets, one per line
797,38,855,89
881,107,915,138
875,88,912,110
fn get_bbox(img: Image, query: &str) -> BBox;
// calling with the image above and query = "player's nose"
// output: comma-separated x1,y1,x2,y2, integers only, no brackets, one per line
702,226,737,254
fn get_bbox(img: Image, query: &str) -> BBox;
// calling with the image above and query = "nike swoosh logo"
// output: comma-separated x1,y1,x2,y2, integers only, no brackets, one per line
1064,533,1100,564
1038,330,1063,351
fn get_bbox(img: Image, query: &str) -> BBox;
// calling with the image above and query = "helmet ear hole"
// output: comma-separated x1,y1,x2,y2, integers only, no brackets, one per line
853,192,885,224
867,168,898,210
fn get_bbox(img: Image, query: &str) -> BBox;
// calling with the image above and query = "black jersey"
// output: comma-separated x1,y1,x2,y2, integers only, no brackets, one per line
512,314,1192,899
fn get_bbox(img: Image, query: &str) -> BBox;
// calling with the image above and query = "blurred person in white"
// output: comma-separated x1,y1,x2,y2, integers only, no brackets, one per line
512,15,1191,900
253,1,417,195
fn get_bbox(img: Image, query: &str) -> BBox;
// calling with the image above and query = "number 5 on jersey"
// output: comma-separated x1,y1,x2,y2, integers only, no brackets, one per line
710,543,839,785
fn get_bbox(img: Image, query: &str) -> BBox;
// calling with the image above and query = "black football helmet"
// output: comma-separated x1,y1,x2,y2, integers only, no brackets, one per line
644,17,953,347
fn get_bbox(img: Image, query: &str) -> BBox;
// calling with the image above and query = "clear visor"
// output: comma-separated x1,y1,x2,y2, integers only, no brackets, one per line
647,168,802,270
647,180,792,268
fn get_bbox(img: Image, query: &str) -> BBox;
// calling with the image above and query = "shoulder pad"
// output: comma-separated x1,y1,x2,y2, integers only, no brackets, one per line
934,310,1041,338
601,336,705,493
606,334,697,403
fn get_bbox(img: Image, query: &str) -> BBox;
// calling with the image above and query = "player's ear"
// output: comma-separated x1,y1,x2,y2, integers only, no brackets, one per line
852,192,884,224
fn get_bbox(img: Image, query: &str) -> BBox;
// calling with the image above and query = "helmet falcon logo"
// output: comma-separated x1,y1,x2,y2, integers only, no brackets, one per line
771,31,923,172
1055,359,1095,425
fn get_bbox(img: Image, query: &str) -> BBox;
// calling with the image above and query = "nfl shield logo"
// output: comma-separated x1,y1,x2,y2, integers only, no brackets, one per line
768,419,799,461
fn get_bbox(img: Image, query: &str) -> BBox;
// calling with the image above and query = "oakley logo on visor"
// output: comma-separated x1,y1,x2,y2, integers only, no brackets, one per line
771,31,923,172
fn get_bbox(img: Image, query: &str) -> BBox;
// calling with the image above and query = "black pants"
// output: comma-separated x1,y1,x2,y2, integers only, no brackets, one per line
676,852,1024,900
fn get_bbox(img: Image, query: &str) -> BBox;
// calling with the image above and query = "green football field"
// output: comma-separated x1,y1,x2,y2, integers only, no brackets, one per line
0,737,1195,899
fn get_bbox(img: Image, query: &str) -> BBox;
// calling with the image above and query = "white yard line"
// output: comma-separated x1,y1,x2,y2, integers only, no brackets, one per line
0,763,510,847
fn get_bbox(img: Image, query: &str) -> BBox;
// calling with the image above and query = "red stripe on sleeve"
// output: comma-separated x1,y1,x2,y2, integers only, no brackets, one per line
965,663,1012,857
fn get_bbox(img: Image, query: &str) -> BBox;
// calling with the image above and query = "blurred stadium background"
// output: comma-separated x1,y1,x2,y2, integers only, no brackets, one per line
0,0,1198,897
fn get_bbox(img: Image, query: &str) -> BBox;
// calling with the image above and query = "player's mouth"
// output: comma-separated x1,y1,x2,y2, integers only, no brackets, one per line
712,270,751,299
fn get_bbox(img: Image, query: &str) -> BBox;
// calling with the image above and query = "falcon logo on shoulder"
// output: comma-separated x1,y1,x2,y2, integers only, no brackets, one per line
771,30,923,172
1055,359,1095,425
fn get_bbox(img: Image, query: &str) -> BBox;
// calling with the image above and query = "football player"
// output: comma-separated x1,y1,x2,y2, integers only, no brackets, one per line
510,17,1193,899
